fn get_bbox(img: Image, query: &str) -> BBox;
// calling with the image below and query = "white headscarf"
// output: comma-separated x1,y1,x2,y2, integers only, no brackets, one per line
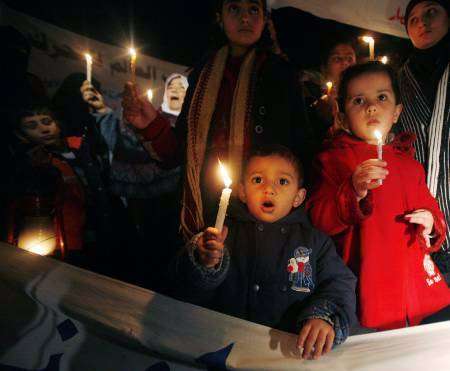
161,73,189,117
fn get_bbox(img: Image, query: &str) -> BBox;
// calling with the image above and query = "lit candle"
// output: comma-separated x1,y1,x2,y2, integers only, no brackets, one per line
381,56,388,64
18,216,57,256
129,47,137,83
85,53,93,83
326,81,333,96
374,130,383,185
362,36,375,61
147,88,153,103
215,160,232,233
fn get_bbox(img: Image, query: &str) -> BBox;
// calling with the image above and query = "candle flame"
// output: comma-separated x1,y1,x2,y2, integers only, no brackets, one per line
326,81,333,90
147,89,153,102
85,53,93,64
374,130,382,142
218,160,232,188
129,47,137,60
362,36,374,44
381,56,388,64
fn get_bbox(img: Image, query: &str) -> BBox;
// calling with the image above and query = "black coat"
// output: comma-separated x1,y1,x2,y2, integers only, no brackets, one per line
174,203,357,341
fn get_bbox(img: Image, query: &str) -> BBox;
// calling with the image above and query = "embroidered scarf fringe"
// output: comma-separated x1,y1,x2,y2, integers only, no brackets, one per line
180,46,256,240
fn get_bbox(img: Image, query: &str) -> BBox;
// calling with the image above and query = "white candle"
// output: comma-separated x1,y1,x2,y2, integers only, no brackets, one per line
129,47,137,83
147,88,153,103
381,56,388,64
85,53,93,83
362,36,375,61
215,161,232,233
374,130,383,185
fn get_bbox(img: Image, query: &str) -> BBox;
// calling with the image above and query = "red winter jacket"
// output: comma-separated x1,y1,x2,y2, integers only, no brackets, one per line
308,132,450,330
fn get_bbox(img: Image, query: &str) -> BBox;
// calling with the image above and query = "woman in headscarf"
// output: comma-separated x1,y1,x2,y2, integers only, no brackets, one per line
398,0,450,278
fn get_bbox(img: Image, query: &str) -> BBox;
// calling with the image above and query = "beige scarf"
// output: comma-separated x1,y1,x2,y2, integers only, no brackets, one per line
181,46,256,239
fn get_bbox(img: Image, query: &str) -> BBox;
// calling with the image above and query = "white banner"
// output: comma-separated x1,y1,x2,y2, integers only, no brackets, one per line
269,0,409,38
0,3,188,110
2,242,450,370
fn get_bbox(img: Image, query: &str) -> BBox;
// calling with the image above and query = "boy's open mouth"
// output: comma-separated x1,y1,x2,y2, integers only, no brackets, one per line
261,200,275,212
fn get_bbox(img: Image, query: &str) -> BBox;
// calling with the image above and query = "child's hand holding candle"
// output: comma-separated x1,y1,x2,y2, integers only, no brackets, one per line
196,226,228,268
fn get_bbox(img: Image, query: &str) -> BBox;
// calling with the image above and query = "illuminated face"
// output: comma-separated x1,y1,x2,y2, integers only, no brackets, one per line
166,77,187,112
407,1,449,49
324,43,357,83
219,0,265,55
239,155,306,223
20,114,61,146
343,72,402,144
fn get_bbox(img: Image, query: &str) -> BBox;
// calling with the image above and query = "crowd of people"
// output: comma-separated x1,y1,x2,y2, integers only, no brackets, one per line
1,0,449,361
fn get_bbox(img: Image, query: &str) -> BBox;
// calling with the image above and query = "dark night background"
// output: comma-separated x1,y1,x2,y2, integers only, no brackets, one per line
3,0,412,69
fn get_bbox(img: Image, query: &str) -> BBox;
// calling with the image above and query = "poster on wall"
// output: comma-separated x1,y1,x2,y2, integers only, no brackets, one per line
0,2,188,110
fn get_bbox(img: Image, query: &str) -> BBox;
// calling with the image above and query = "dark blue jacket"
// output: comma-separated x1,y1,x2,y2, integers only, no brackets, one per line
174,202,357,344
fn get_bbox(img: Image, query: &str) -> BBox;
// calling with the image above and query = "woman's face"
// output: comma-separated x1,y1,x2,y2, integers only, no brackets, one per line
324,43,357,84
407,1,449,49
219,0,265,56
166,77,187,112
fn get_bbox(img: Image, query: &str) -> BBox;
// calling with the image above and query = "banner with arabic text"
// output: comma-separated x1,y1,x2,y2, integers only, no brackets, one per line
0,3,188,110
269,0,409,38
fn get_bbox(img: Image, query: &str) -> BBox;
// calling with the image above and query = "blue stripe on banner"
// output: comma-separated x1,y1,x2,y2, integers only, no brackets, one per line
56,319,78,342
196,343,234,371
0,354,62,371
145,361,171,371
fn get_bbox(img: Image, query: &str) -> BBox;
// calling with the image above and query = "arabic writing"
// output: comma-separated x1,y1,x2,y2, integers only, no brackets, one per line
25,26,104,66
388,7,405,25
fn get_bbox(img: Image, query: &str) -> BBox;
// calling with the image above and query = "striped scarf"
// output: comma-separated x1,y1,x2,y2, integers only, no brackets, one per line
180,46,256,240
399,62,450,269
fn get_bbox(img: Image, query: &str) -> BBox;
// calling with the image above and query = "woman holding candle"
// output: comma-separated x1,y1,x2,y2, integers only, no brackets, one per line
397,0,450,278
123,0,313,240
307,62,450,331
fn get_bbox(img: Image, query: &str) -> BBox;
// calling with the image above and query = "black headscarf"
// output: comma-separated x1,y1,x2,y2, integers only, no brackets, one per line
407,30,450,104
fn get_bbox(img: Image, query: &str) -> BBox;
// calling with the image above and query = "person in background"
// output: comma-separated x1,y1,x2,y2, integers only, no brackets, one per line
302,35,358,146
123,0,314,241
397,0,450,281
308,62,450,331
80,75,187,290
173,145,356,360
7,107,87,266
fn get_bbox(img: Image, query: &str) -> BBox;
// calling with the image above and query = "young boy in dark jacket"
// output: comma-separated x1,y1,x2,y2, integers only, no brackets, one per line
174,145,356,360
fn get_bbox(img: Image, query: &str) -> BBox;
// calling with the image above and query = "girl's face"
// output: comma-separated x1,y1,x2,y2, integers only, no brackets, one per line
219,0,266,56
407,1,449,49
343,72,402,144
324,43,356,83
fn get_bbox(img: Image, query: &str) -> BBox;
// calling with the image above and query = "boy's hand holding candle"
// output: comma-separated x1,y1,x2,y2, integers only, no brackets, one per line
196,227,228,268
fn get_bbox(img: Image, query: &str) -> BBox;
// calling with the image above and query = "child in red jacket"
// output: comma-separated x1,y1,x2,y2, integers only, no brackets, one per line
308,62,450,331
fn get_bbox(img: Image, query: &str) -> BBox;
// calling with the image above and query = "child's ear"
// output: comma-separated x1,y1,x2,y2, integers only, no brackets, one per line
292,188,307,208
393,103,403,124
238,183,247,204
